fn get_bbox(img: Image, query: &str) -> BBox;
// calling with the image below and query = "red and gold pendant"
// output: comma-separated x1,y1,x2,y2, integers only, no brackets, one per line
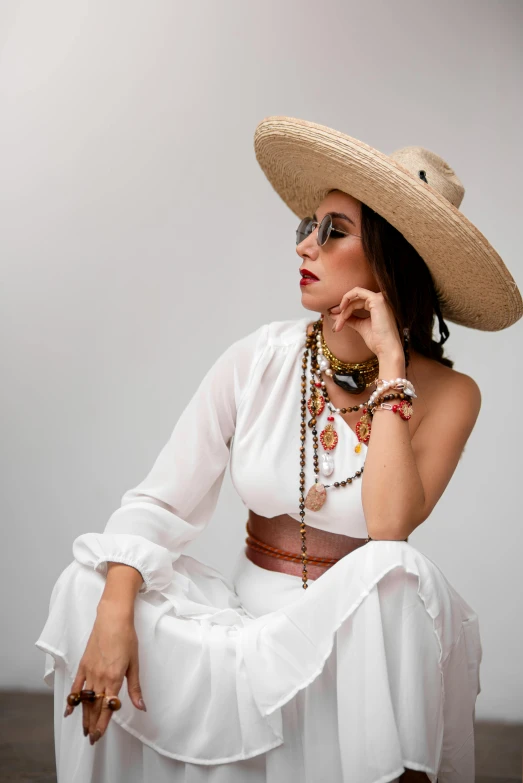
307,391,325,417
304,482,327,511
396,400,413,420
320,422,338,450
355,412,372,444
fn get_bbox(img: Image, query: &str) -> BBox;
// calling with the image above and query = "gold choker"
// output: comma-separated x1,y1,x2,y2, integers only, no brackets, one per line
320,331,379,385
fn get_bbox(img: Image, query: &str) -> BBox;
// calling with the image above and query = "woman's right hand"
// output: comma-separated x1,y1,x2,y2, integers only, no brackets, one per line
65,596,147,745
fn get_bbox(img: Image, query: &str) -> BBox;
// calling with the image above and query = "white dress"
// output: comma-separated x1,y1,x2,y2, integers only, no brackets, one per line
35,316,482,783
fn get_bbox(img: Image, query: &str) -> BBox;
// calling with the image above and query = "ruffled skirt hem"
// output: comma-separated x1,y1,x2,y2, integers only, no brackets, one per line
35,540,482,782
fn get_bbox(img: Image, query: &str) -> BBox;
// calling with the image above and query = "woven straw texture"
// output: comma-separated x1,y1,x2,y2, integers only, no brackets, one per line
254,116,522,332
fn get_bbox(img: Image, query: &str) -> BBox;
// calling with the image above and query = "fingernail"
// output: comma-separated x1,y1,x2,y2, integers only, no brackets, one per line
89,733,95,745
83,726,89,737
63,706,72,718
138,698,147,712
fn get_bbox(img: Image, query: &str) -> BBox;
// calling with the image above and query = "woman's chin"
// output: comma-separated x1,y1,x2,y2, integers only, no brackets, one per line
300,300,323,314
300,289,325,306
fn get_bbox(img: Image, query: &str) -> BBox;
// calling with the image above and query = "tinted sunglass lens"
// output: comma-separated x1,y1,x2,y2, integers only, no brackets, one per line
317,214,332,246
296,217,314,245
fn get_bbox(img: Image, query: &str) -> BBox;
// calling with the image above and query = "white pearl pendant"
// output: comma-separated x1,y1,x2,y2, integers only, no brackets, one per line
320,452,334,476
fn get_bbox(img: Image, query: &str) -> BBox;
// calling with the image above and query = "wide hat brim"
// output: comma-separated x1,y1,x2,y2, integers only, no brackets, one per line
254,116,522,332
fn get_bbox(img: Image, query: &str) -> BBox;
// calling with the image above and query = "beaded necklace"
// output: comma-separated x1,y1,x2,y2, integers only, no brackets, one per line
298,317,413,589
299,318,373,589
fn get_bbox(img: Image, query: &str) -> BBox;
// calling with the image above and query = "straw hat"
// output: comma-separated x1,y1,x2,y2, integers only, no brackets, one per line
254,115,522,332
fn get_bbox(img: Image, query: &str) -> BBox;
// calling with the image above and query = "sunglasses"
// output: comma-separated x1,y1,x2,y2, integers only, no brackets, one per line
296,213,362,246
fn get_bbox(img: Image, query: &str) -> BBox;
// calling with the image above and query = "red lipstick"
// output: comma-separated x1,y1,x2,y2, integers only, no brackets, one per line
300,268,319,286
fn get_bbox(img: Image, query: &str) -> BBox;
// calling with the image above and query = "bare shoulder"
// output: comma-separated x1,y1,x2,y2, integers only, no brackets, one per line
408,350,482,445
407,354,481,463
397,351,482,523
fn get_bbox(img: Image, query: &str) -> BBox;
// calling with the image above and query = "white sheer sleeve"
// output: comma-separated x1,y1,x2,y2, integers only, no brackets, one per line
72,323,269,593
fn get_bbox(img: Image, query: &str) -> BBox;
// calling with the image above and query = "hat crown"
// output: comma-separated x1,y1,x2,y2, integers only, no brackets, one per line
389,146,465,209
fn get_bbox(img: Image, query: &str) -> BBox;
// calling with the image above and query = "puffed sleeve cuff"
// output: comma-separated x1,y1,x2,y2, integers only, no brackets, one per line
72,532,175,594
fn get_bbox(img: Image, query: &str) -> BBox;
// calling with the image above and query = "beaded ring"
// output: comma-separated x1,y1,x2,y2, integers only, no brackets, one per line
67,690,117,709
103,696,122,711
66,692,81,707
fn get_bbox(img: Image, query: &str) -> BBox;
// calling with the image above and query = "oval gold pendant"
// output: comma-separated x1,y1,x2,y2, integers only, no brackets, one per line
307,392,325,417
319,423,338,450
355,413,372,444
304,483,327,511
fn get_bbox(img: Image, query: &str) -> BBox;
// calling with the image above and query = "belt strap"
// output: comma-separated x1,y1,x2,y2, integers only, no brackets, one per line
245,521,340,566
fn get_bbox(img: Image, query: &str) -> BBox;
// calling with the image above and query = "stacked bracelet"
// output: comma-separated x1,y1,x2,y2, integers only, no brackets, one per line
368,377,416,409
367,378,416,421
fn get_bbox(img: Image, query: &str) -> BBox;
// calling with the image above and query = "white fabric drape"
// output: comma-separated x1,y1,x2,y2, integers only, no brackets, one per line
36,317,482,782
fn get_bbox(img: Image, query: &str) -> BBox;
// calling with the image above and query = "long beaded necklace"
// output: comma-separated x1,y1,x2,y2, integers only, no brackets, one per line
298,317,415,588
298,318,377,589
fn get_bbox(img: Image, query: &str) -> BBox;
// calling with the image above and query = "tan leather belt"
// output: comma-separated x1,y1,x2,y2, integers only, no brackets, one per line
245,519,341,566
244,508,373,567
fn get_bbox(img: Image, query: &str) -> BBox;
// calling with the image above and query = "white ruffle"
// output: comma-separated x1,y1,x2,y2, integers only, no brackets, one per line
35,540,482,781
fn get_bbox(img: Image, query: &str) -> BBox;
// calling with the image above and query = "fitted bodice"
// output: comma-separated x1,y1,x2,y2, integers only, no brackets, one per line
229,316,369,540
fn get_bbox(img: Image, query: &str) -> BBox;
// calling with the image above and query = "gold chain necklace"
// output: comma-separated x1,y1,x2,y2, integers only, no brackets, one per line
320,330,379,382
318,325,379,394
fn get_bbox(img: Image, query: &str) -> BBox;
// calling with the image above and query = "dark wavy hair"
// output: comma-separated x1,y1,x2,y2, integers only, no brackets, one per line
357,200,454,369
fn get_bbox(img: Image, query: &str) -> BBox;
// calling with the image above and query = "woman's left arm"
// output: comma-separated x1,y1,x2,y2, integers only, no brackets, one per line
362,351,481,539
331,287,482,540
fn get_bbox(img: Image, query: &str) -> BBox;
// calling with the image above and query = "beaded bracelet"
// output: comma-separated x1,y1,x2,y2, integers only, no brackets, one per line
373,400,413,420
368,377,416,409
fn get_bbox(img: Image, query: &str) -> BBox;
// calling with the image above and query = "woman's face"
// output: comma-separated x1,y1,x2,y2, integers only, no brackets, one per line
296,190,380,314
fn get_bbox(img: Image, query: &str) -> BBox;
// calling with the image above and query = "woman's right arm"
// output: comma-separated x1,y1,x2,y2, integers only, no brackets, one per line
101,562,144,614
66,322,269,743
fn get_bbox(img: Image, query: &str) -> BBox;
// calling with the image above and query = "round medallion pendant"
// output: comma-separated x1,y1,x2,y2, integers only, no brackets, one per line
355,413,372,444
320,423,338,450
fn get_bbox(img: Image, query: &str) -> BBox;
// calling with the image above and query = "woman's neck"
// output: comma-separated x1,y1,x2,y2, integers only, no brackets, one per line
318,311,377,364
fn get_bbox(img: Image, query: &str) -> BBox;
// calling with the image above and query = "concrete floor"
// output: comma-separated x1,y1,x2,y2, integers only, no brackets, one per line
0,691,521,782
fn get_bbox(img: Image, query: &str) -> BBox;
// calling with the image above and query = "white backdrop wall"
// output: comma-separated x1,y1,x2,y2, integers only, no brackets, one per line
1,0,521,721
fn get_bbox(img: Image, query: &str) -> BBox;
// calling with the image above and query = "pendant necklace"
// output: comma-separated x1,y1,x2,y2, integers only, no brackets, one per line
299,319,375,588
317,324,380,394
312,315,379,473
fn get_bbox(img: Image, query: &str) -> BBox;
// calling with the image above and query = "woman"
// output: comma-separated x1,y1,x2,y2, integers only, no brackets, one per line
36,116,522,783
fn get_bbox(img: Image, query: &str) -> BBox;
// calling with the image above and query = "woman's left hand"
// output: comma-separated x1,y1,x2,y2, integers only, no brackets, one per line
329,287,403,360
